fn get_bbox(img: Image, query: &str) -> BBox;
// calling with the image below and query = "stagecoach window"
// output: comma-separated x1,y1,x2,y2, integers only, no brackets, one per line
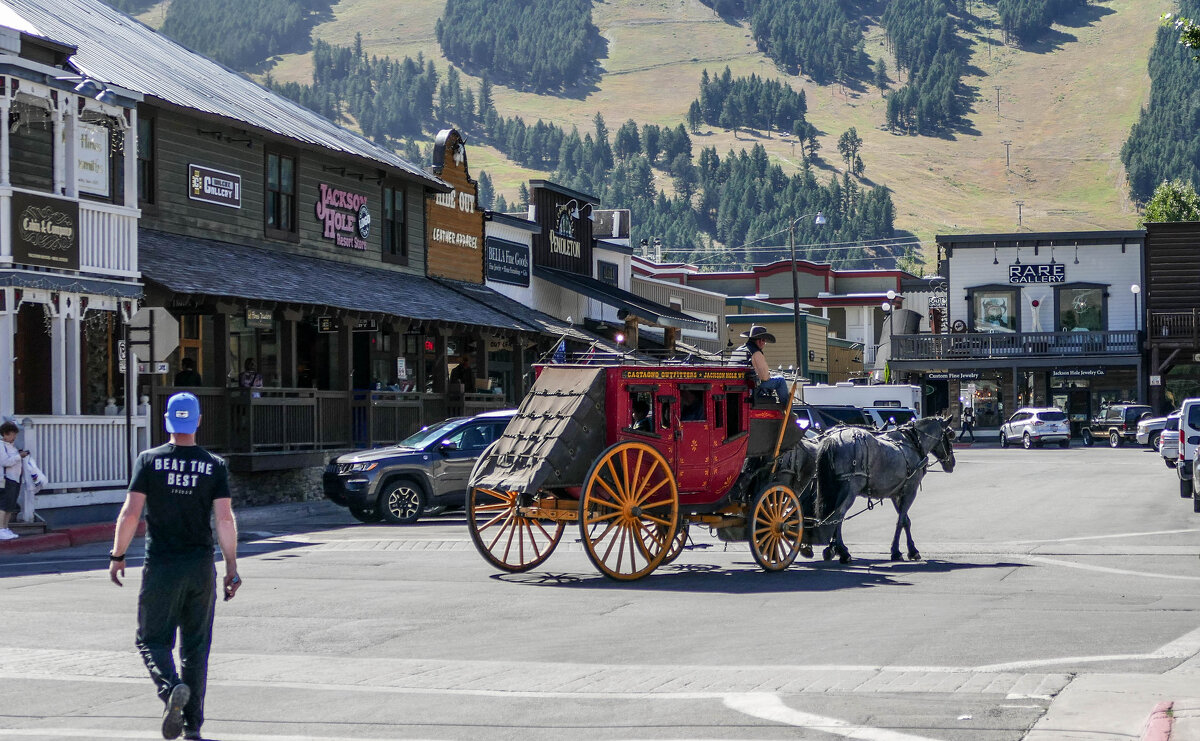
714,397,724,430
627,390,655,434
725,393,743,436
680,389,706,421
658,398,672,430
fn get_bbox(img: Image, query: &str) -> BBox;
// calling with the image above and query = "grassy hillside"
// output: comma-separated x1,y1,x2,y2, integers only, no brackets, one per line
260,0,1167,259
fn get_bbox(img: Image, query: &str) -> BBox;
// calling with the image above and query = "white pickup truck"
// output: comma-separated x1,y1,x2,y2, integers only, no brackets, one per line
1178,398,1200,512
798,383,923,417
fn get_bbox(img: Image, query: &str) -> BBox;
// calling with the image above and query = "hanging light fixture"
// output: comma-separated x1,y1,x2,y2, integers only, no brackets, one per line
992,242,999,265
1014,243,1021,265
1050,244,1056,265
1073,241,1079,264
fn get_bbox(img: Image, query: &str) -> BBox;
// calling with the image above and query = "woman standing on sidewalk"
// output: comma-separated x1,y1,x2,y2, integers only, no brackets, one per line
0,420,29,540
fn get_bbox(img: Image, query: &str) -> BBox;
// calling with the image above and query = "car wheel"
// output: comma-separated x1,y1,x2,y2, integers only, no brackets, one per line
380,477,426,524
1181,475,1194,499
1059,440,1070,449
1081,429,1093,446
1194,486,1199,514
1149,431,1161,449
999,430,1009,448
1109,431,1121,448
1165,458,1177,469
348,505,382,523
1022,432,1033,449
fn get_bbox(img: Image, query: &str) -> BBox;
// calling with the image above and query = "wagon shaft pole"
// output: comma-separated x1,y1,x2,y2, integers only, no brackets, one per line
769,381,800,475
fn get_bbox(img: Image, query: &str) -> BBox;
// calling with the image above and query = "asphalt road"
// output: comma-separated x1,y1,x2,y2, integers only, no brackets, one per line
1,442,1197,741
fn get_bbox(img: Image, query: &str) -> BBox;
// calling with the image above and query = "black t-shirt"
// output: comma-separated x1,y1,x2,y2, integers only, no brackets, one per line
128,443,230,562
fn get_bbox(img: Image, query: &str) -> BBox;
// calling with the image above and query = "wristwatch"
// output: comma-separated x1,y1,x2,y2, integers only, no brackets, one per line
109,552,125,562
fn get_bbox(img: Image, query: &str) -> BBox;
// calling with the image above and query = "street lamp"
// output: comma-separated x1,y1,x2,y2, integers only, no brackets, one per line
882,290,897,383
788,211,827,374
1130,284,1141,334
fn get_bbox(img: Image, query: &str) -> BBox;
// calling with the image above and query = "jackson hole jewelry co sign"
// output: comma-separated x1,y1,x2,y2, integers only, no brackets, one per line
316,183,371,250
11,191,80,271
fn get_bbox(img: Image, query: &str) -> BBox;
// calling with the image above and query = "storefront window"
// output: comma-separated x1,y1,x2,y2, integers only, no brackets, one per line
971,288,1017,333
1057,286,1104,332
228,315,279,388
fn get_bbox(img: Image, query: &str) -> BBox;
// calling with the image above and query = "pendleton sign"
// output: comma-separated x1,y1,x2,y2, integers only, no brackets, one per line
11,192,79,271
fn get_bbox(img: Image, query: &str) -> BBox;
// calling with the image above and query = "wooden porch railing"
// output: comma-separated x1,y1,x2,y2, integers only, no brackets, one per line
1149,310,1200,345
894,330,1139,361
151,388,509,453
17,414,149,491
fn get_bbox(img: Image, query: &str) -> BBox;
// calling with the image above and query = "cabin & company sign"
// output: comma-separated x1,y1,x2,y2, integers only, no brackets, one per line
316,183,371,250
11,191,79,270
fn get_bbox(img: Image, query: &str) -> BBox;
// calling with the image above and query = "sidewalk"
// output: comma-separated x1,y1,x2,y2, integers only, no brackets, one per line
0,499,342,556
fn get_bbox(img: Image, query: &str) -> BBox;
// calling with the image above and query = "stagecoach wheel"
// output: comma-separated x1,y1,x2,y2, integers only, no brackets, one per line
748,484,803,572
467,487,564,572
580,441,679,581
660,522,690,566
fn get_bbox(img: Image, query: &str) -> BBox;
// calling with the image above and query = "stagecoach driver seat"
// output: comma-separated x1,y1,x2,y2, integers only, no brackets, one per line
733,326,790,403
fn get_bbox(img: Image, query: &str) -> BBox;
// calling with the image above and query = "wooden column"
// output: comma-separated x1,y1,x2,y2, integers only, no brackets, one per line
280,319,297,387
513,339,526,402
664,326,678,353
212,313,230,387
339,322,354,390
623,316,639,350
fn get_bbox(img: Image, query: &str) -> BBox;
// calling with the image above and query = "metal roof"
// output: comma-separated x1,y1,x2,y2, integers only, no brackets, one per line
0,0,443,187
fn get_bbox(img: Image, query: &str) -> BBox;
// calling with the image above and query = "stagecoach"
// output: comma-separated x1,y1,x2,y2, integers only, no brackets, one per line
465,361,817,581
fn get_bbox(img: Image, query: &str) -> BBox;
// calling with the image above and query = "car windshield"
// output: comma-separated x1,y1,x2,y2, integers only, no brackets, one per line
395,418,466,448
819,407,870,426
1038,411,1068,421
876,410,916,425
1167,417,1179,430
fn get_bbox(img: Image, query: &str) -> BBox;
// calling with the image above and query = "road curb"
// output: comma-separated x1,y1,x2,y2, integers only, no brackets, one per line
1142,701,1173,741
0,520,146,556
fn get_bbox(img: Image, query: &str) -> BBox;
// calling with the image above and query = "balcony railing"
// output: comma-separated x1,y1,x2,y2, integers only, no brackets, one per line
150,387,508,453
18,414,150,492
0,189,138,278
1149,310,1200,345
893,330,1139,361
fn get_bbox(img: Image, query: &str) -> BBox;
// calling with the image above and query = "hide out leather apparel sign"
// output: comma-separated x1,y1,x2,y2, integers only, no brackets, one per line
316,183,371,250
11,192,79,270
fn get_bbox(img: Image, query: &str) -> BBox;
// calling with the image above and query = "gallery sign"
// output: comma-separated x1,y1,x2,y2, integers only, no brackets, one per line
316,317,378,333
11,191,79,271
485,237,530,286
77,121,110,197
189,164,242,208
315,183,370,250
1009,263,1065,284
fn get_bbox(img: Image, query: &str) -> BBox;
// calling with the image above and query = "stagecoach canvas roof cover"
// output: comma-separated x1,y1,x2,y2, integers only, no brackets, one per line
139,229,546,333
0,0,443,188
471,366,608,493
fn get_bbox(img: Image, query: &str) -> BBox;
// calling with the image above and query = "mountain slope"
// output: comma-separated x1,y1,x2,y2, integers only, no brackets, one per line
260,0,1166,255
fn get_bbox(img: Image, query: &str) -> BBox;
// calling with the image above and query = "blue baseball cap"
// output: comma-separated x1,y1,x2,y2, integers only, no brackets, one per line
164,392,201,434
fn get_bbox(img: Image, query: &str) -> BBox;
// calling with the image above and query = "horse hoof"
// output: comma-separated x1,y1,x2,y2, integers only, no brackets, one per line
890,552,904,561
839,553,852,564
799,544,814,559
822,547,834,561
909,552,922,561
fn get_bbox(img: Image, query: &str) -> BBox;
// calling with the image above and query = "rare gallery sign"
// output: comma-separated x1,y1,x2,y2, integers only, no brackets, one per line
1009,263,1065,284
485,237,530,286
189,164,242,208
315,183,370,250
11,191,79,271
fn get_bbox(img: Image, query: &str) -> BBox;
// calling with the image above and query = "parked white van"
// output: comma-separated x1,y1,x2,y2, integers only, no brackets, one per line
1177,398,1200,510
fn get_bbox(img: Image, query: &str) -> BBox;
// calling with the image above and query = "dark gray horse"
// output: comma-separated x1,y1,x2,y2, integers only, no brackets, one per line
812,416,956,563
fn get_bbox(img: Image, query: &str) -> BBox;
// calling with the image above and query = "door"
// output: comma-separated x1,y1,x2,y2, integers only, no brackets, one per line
428,421,498,500
674,386,714,494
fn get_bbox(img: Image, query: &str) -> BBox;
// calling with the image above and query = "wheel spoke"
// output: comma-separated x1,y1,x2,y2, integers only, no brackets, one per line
485,509,516,550
605,457,628,501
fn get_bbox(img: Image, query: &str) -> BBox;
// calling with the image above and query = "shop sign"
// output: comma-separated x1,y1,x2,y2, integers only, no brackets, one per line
1052,368,1106,377
316,317,378,333
246,308,273,329
1009,263,1065,284
928,294,947,309
927,371,980,381
1150,374,1162,386
189,164,242,208
11,191,79,271
315,183,370,250
485,237,530,286
77,121,110,197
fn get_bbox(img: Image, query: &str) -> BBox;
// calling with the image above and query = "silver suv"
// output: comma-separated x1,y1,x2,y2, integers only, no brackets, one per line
323,409,516,524
1000,407,1071,449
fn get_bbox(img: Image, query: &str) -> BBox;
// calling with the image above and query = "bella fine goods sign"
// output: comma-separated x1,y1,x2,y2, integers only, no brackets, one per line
485,237,530,286
11,191,80,270
316,183,371,250
189,164,242,208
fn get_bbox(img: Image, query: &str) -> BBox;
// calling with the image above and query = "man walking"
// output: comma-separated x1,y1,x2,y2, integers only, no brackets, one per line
961,406,976,443
110,392,241,740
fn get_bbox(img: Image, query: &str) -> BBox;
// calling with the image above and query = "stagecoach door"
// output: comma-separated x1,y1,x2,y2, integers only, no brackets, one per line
674,384,714,493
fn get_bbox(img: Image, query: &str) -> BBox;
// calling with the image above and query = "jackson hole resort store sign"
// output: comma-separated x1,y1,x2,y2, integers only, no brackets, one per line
316,183,371,250
1009,263,1065,284
189,164,242,208
11,192,80,271
485,237,530,286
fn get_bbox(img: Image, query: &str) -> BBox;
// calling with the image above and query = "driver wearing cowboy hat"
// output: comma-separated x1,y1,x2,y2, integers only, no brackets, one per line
733,326,790,402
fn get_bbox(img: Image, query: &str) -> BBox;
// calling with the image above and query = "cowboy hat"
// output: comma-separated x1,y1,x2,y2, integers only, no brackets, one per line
740,325,776,342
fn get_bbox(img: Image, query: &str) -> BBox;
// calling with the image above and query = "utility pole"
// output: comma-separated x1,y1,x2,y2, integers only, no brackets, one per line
1015,200,1025,228
993,86,1001,120
1002,140,1012,168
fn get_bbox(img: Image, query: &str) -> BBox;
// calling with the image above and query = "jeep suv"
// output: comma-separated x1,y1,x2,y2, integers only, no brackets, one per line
323,409,516,524
1081,403,1153,448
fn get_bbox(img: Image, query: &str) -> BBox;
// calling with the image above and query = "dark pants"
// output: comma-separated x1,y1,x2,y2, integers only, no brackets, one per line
136,557,217,733
961,422,975,442
1,478,19,513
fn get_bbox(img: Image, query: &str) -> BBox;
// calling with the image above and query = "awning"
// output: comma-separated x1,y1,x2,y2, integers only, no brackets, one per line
534,266,707,330
139,229,539,333
0,269,142,298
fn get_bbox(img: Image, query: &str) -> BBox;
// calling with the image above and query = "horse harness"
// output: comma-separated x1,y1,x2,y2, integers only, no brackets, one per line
816,424,942,529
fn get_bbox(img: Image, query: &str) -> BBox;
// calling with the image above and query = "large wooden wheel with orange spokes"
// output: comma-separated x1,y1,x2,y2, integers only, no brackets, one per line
748,483,804,572
579,441,679,581
467,487,565,572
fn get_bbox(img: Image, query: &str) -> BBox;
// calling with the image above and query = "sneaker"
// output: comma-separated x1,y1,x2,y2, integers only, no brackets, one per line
182,729,202,740
161,683,190,740
0,529,17,540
